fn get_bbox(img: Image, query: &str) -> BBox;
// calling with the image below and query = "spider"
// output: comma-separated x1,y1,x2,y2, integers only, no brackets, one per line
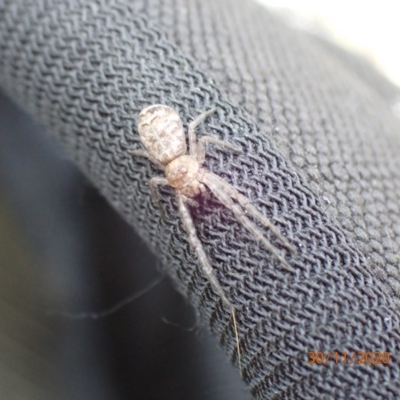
131,105,294,369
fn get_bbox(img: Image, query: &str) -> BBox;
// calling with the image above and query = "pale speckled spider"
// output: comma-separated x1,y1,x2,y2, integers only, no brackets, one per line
131,105,294,311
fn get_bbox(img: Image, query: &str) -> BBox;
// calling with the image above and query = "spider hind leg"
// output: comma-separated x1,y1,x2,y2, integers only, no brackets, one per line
188,108,218,157
130,149,165,170
196,135,242,164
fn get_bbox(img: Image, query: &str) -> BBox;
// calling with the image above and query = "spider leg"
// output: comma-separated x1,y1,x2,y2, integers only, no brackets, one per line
188,108,218,157
130,149,165,170
204,172,294,252
202,172,292,267
234,191,295,253
196,136,242,165
177,194,242,373
180,194,200,208
213,178,295,253
177,195,232,308
149,177,169,219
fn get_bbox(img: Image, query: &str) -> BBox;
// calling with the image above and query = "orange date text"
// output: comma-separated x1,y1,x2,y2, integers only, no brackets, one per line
308,351,390,365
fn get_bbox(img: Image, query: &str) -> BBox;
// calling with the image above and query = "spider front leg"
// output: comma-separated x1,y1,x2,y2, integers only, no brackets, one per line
177,194,242,372
202,172,292,267
176,195,232,308
230,189,296,253
148,177,169,219
205,174,295,253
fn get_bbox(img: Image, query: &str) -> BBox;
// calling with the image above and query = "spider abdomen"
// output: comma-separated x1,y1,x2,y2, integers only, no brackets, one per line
138,104,187,165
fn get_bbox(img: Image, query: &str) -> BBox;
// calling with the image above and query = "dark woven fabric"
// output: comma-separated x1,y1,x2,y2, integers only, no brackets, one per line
1,0,400,398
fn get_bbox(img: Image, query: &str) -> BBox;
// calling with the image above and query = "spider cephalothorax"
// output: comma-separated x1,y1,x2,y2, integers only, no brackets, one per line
165,155,206,197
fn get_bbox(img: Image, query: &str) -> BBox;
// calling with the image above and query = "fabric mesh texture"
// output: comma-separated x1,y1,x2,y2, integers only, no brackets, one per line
1,0,400,398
